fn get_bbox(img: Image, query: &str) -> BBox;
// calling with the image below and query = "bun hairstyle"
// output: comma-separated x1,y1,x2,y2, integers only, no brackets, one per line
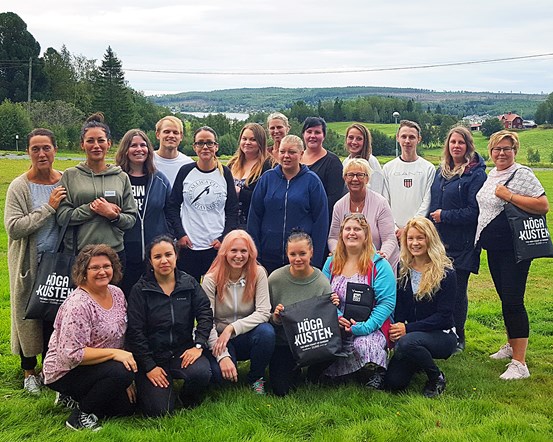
286,228,313,251
81,112,112,142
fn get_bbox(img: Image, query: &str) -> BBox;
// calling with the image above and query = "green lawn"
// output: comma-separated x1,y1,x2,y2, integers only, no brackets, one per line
1,159,552,441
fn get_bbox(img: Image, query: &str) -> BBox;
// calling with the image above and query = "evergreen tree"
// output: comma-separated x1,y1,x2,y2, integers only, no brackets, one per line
0,12,45,102
93,46,135,138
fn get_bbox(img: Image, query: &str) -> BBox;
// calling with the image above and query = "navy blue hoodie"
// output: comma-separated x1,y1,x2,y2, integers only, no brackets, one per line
247,164,329,271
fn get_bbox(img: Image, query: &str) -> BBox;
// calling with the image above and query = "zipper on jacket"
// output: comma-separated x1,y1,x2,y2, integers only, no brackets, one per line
281,179,290,264
169,295,175,348
139,175,153,261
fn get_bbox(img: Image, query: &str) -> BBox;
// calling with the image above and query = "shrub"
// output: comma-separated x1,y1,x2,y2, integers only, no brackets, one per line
527,147,541,163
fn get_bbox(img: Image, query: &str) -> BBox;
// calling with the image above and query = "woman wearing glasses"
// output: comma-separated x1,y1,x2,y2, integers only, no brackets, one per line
5,128,66,395
43,245,136,431
167,126,238,282
328,159,399,274
475,130,549,380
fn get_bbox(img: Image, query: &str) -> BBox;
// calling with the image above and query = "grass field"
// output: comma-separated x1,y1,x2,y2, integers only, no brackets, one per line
1,158,552,441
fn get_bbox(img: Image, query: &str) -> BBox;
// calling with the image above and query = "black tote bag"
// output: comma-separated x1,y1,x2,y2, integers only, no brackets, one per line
279,294,347,368
504,170,553,263
25,219,77,322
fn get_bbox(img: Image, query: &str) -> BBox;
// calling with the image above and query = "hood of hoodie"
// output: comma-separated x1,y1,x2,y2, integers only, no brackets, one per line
75,161,123,176
463,152,486,175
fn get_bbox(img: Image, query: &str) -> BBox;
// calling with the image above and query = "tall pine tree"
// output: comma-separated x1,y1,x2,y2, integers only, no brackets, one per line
93,46,135,139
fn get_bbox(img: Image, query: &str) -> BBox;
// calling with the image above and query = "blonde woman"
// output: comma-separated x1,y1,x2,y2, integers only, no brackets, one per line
227,123,272,228
385,217,457,398
266,112,290,159
428,126,487,352
323,213,396,387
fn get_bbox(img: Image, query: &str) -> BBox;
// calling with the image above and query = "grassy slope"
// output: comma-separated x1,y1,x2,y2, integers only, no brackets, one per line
1,159,552,441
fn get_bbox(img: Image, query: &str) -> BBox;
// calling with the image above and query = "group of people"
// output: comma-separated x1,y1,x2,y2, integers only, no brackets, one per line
5,112,549,431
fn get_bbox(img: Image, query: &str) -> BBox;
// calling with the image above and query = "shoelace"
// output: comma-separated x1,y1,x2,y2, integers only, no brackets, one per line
79,412,99,428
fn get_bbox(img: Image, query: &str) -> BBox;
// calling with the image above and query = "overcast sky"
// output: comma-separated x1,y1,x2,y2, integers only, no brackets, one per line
5,1,553,96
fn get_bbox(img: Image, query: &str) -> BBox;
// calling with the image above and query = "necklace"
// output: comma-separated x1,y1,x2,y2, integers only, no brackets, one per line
350,198,365,213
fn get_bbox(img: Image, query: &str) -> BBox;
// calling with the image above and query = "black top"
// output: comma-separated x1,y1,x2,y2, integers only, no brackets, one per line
307,151,345,222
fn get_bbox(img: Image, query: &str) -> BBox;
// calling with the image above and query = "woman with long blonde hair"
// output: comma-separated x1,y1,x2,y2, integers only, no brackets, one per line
322,213,396,387
227,123,272,228
201,230,274,394
386,217,457,398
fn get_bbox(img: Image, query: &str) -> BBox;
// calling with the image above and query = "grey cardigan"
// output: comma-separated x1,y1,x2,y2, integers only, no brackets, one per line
5,173,58,356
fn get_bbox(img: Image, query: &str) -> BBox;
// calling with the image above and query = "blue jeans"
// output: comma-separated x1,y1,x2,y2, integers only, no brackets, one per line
385,330,456,391
208,322,275,384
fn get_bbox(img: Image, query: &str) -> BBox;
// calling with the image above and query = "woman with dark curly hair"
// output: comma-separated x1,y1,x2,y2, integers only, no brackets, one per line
43,244,136,431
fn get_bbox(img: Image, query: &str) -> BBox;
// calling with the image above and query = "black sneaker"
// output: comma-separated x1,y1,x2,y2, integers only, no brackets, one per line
54,392,78,410
365,369,385,390
65,408,102,431
423,371,446,398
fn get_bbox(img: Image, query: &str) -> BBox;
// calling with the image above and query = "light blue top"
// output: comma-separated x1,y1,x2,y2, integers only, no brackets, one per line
322,253,396,336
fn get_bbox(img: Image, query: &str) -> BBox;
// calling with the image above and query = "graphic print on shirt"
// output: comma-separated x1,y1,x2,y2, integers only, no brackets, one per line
187,179,225,211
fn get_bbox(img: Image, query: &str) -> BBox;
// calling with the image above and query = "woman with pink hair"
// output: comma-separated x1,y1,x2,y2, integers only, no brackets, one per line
201,230,275,394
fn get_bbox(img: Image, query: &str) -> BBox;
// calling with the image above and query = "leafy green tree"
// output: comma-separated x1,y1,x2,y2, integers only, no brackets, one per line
0,99,32,149
527,147,540,163
29,100,84,149
93,46,136,138
535,92,553,124
0,12,45,102
481,118,504,138
371,129,395,156
289,101,314,123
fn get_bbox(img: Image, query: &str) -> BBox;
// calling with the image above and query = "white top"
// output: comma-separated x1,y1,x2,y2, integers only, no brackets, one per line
153,151,193,187
382,156,435,229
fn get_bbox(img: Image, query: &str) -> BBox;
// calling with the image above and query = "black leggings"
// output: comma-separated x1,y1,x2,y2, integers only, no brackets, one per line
487,249,531,339
177,247,218,282
453,269,470,343
47,360,135,418
20,321,54,371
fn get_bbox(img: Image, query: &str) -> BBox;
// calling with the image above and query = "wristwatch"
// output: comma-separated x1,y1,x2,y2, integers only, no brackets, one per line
195,343,203,350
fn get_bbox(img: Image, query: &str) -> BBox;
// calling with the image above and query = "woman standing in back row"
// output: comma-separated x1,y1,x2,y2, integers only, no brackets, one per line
167,126,238,282
5,128,66,395
56,113,137,268
475,130,549,380
428,126,487,352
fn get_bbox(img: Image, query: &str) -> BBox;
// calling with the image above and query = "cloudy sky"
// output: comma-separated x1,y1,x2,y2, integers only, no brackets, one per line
5,1,553,96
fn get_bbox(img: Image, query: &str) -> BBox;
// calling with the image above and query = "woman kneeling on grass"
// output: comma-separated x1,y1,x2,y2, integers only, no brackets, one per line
268,230,335,396
323,213,396,388
384,217,457,398
202,230,275,394
43,244,136,431
126,236,213,417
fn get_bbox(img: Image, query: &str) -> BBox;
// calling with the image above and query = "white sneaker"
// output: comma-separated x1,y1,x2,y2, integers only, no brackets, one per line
490,343,513,360
500,360,530,380
23,374,41,395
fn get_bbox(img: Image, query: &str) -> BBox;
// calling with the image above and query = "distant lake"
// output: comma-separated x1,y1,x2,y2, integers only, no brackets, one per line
183,111,249,121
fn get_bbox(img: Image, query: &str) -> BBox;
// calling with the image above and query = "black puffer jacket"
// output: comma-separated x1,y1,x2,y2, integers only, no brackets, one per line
126,270,213,373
